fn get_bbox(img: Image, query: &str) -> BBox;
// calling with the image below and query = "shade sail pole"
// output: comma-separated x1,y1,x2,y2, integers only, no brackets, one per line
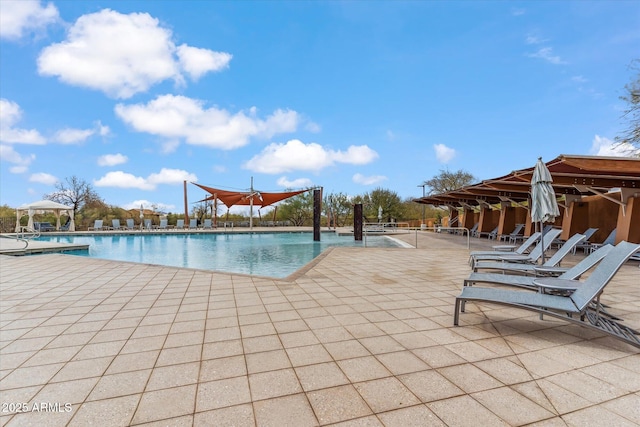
249,176,254,230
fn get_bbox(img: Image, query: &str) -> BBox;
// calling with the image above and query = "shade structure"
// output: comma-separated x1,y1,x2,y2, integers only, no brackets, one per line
531,157,560,263
193,183,309,209
15,200,75,232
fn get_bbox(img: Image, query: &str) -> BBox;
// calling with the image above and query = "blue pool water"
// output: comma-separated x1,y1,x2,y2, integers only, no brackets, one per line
36,232,402,278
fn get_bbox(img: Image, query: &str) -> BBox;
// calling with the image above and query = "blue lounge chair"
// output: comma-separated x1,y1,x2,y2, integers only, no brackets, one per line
189,219,197,229
88,220,104,231
176,219,185,229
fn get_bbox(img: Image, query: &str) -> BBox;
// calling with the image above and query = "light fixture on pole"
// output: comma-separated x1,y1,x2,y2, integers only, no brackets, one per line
417,184,427,225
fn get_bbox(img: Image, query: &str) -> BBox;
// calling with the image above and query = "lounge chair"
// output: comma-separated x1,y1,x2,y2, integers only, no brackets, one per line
469,232,541,264
144,219,152,230
189,219,197,229
125,219,135,230
176,219,185,229
203,219,213,229
470,229,562,269
454,241,640,348
463,223,478,237
499,223,524,242
158,219,169,230
476,226,499,240
464,244,614,290
112,219,125,230
472,232,585,274
88,220,104,231
578,228,617,255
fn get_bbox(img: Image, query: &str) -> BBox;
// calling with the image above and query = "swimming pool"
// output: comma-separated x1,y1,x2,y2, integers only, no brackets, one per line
36,232,404,278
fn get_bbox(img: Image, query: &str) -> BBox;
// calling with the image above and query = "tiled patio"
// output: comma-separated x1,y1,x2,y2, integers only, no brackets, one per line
1,231,639,426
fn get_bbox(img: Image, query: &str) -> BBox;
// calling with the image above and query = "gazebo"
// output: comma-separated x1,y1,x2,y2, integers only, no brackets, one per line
15,200,75,232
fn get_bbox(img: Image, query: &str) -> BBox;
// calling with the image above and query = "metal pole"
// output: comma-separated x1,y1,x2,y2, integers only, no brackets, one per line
249,176,254,230
417,184,427,225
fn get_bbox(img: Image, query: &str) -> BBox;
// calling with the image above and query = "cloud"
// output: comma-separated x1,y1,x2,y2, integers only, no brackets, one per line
212,165,227,173
511,8,526,16
115,94,299,149
571,75,588,84
29,172,57,185
176,44,232,81
52,128,95,144
352,173,387,185
527,47,567,65
37,9,232,99
0,0,59,40
277,176,313,188
94,168,197,190
243,139,379,174
0,145,36,172
433,143,456,164
97,153,128,166
0,99,46,144
589,135,639,157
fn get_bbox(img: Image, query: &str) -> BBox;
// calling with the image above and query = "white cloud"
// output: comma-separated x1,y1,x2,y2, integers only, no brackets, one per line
511,8,525,16
97,153,128,166
433,143,456,164
277,176,313,188
0,0,59,40
94,168,197,190
305,121,321,133
352,173,387,185
0,145,36,171
212,165,227,173
589,135,639,157
37,9,231,99
0,99,46,144
29,172,57,185
53,127,95,144
527,47,567,65
243,139,378,174
176,44,232,81
571,75,588,84
115,94,299,149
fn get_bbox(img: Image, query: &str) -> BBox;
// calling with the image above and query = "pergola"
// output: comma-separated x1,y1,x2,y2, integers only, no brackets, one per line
15,200,75,232
415,155,640,243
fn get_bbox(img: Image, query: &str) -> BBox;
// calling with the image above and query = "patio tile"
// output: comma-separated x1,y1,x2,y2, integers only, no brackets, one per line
359,336,404,354
273,319,309,333
474,357,535,385
248,368,302,400
240,323,277,338
32,377,98,405
202,339,244,360
106,350,159,374
437,363,503,394
377,405,446,427
512,380,586,414
132,385,197,424
603,394,640,424
375,351,430,375
427,395,510,427
196,377,251,411
545,370,627,403
68,394,140,427
324,340,371,360
0,363,60,390
199,355,247,382
307,384,373,424
295,362,349,391
472,387,555,425
561,405,637,427
88,369,151,400
337,356,392,383
21,346,82,367
285,344,333,367
398,370,464,402
245,349,291,374
120,336,166,354
156,344,202,367
242,335,282,354
146,362,200,391
193,404,255,427
354,377,419,412
279,330,320,348
253,393,318,427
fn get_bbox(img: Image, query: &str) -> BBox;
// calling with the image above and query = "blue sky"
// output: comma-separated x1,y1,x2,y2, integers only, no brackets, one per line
1,1,638,213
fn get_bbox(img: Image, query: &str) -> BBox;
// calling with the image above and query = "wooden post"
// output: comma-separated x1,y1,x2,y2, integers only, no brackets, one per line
313,189,321,241
354,203,363,241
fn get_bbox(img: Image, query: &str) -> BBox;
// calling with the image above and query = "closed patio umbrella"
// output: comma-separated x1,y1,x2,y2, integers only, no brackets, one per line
531,157,560,264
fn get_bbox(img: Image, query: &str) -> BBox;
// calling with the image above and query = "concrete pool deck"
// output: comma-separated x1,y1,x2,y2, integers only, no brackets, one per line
1,231,639,426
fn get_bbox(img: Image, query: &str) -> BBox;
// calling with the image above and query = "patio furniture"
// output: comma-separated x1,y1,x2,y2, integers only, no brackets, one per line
463,244,614,290
112,219,125,230
158,219,169,230
144,219,152,230
88,220,104,231
472,232,585,274
125,219,135,230
202,219,213,229
469,232,541,266
470,229,562,269
176,219,185,229
189,219,197,229
454,241,640,348
499,223,524,242
579,229,617,255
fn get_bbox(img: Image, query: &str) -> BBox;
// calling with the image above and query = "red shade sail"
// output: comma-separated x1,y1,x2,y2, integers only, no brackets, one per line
193,183,309,209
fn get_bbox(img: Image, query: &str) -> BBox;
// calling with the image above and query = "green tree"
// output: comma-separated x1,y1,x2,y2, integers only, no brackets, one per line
44,176,103,217
276,191,314,226
422,169,476,195
616,59,640,156
324,192,352,227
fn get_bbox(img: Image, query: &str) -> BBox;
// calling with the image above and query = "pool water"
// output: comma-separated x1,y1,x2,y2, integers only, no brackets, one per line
36,232,402,278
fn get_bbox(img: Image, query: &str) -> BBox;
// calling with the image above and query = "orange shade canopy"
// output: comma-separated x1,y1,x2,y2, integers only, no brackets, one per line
193,183,309,209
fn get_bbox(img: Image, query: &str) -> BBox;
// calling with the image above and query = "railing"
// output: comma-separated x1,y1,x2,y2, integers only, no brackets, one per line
363,222,411,233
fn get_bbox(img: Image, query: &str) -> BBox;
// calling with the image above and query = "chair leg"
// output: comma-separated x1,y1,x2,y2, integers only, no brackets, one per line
454,298,461,325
